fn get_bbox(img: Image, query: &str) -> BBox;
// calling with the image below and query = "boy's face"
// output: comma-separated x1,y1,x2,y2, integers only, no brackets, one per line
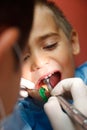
0,28,21,117
22,5,80,89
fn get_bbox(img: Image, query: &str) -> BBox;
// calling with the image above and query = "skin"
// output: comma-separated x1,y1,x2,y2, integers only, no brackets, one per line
22,5,80,90
0,28,21,118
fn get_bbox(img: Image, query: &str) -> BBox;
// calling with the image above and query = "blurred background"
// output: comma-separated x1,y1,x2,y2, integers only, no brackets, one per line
53,0,87,66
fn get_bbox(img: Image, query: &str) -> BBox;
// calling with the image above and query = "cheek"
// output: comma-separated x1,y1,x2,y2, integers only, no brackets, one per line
58,53,73,65
54,44,74,65
22,64,31,80
59,53,75,78
52,47,75,76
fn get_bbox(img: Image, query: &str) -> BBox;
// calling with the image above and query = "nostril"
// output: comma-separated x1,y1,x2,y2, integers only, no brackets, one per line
31,63,41,71
31,59,48,71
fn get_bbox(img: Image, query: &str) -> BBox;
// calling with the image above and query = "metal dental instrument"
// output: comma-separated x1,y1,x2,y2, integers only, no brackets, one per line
44,78,87,130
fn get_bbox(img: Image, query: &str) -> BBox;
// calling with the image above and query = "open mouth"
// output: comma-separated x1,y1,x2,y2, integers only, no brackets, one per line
37,71,61,89
49,71,61,88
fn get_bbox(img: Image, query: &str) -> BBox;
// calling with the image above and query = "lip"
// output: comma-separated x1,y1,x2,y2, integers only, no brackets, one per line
35,70,61,89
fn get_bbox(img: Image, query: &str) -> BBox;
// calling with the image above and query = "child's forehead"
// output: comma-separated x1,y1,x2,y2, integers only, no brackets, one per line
27,5,70,47
34,4,57,26
29,19,61,45
35,4,61,27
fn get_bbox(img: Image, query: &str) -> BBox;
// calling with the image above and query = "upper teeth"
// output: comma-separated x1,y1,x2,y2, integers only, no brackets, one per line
44,73,52,79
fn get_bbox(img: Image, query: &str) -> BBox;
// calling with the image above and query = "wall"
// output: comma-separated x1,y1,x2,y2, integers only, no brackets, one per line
54,0,87,66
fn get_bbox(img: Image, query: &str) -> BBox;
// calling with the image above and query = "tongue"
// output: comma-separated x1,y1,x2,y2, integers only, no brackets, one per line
49,72,60,88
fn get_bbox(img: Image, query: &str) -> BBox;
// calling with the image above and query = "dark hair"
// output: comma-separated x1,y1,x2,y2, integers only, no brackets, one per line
35,0,73,38
0,0,35,50
0,0,35,70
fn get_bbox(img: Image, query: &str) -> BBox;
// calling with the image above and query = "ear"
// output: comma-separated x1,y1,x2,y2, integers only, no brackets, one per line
70,29,80,55
0,28,19,56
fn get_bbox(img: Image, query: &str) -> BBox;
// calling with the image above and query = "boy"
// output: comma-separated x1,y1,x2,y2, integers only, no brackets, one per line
21,0,87,129
20,0,87,130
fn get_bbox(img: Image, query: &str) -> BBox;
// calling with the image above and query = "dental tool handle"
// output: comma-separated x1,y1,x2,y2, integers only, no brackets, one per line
57,95,87,130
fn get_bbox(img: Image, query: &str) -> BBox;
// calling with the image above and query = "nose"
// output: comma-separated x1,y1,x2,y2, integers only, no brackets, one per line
30,53,48,71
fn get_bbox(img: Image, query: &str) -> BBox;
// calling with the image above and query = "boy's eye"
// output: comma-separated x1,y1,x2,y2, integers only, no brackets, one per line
23,54,30,61
43,42,57,50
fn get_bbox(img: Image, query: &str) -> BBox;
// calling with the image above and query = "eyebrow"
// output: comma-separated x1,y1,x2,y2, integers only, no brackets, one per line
38,32,59,41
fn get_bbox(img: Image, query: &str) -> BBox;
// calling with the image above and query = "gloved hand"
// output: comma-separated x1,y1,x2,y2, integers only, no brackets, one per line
20,78,35,98
44,78,87,130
